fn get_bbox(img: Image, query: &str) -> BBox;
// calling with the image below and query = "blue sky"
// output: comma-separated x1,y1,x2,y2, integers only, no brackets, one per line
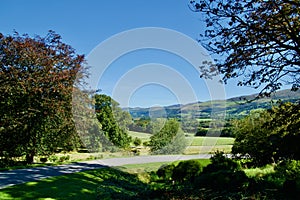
1,0,260,107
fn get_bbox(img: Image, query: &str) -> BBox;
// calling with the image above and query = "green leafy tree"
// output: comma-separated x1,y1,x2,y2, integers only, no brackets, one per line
266,102,300,160
72,88,112,152
0,31,85,164
113,107,132,131
129,117,151,133
149,119,187,154
148,118,166,134
232,102,300,166
232,110,275,166
94,94,131,148
190,0,300,95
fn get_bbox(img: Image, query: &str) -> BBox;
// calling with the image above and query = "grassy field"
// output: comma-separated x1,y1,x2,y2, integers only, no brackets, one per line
190,136,234,146
129,130,234,155
0,167,142,200
116,159,211,174
183,145,232,154
0,160,211,200
129,131,234,146
128,131,152,142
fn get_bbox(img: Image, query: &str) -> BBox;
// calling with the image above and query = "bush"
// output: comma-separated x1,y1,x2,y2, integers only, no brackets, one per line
133,137,142,146
48,155,58,162
59,155,70,162
203,151,241,173
149,171,160,182
275,160,300,180
196,170,248,191
157,163,175,181
194,151,248,191
172,160,203,183
40,157,47,163
195,128,207,136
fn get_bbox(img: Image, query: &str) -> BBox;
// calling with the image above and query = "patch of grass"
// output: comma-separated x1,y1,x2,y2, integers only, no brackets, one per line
244,164,275,178
0,151,132,171
0,167,149,200
116,161,177,173
196,118,212,122
184,145,232,154
116,159,211,174
128,131,152,142
191,136,234,146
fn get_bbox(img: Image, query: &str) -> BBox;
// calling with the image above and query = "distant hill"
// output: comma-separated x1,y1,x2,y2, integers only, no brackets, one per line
125,89,300,119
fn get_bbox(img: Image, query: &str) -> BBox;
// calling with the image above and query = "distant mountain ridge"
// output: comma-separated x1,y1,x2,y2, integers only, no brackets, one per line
125,89,300,119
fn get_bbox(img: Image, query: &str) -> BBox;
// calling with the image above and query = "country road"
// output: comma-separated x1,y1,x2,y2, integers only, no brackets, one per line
0,154,211,189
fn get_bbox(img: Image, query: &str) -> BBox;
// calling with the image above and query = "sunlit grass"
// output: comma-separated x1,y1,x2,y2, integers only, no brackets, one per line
116,159,211,174
184,145,232,154
0,167,147,200
190,136,234,146
0,159,212,199
128,131,152,142
244,164,275,178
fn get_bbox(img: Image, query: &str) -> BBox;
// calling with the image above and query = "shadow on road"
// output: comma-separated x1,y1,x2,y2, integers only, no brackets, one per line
0,165,150,200
0,162,108,189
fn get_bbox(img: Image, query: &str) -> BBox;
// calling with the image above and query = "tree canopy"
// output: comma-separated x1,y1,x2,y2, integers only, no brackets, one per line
0,31,86,164
190,0,300,96
94,94,132,148
149,119,187,154
232,102,300,166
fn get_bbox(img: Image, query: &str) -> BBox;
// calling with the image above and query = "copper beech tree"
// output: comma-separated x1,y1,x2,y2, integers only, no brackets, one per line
0,31,86,164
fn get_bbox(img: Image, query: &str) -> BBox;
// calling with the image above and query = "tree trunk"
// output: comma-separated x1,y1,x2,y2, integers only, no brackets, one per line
26,152,34,164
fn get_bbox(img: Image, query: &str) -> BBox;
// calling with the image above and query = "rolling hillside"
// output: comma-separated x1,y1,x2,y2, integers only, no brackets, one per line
125,89,300,119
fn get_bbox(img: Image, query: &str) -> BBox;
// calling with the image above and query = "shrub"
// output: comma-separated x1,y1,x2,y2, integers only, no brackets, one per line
59,155,70,162
203,151,241,173
48,155,58,162
172,159,203,183
133,137,142,146
194,151,248,191
274,160,300,180
196,170,248,191
149,171,160,182
195,128,207,136
143,141,149,146
40,157,47,163
157,163,175,181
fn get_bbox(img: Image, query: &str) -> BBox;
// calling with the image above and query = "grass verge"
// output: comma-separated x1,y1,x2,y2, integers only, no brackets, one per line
0,159,210,200
0,167,148,200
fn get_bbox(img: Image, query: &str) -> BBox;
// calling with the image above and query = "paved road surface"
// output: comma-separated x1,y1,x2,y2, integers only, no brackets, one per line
0,154,211,189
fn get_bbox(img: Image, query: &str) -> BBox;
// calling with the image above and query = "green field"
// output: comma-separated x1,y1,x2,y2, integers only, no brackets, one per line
0,160,211,200
0,167,142,200
190,136,234,146
128,131,152,142
116,159,211,174
183,145,233,154
128,130,234,154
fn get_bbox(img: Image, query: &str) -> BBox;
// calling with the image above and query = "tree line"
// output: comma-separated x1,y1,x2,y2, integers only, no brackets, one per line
0,30,187,167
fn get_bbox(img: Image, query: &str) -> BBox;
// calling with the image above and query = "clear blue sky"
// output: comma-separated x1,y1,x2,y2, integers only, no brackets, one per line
1,0,259,107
